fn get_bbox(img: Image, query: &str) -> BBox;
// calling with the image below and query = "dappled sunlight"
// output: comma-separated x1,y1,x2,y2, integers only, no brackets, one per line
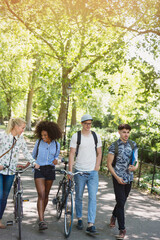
21,176,33,181
2,140,160,240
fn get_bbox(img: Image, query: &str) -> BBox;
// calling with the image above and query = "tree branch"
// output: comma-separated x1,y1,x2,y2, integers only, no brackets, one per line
3,0,61,59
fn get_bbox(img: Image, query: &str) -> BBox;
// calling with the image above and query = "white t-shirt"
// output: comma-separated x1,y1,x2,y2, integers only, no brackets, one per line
70,131,102,171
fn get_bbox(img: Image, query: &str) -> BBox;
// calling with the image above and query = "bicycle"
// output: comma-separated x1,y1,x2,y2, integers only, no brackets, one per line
3,164,33,240
53,158,89,238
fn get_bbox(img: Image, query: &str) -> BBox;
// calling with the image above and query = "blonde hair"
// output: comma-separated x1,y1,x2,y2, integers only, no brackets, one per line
6,118,26,134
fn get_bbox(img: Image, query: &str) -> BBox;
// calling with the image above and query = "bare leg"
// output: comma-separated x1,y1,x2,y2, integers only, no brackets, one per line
35,178,53,222
35,178,45,222
44,180,54,211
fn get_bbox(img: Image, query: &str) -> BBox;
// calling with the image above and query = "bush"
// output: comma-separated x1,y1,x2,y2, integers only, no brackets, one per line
139,183,148,190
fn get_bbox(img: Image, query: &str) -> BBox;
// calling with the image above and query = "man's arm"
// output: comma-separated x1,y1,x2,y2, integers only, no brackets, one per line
107,153,126,185
94,147,102,171
68,147,76,172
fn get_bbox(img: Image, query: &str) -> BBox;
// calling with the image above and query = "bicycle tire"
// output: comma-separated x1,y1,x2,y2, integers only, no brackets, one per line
64,191,74,238
56,181,63,219
17,193,22,240
13,185,17,219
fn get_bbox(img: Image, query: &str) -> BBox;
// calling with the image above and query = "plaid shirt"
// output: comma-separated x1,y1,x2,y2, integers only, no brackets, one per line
109,138,137,183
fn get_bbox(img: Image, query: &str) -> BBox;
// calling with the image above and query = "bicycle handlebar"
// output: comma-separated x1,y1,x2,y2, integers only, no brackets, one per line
54,169,90,176
3,164,35,174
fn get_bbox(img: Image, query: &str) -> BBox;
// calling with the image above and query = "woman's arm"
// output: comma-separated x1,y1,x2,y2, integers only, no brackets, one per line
52,142,60,165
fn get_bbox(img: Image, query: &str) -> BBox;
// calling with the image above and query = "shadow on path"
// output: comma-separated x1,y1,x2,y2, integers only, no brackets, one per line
1,140,160,240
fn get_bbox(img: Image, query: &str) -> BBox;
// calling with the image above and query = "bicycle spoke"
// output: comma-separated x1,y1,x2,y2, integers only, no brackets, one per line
56,182,63,219
64,192,73,238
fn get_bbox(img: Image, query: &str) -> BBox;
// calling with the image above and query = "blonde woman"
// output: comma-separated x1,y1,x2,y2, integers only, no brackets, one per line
0,118,39,229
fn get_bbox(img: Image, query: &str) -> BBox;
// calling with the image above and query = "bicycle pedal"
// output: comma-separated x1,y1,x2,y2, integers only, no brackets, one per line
23,198,29,202
52,198,57,204
7,221,13,226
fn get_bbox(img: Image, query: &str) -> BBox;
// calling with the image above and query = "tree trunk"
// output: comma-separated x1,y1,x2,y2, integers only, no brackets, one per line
6,97,12,119
25,88,34,131
57,82,69,132
0,113,4,125
71,99,76,126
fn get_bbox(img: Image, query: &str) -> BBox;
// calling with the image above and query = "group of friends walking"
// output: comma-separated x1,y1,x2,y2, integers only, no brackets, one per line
0,114,138,239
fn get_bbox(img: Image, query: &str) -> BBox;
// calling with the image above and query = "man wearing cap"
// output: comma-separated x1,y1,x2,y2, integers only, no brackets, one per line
68,114,102,235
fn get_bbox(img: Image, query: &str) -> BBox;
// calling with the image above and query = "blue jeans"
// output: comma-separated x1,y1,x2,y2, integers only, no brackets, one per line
74,170,99,224
0,174,15,219
112,176,132,230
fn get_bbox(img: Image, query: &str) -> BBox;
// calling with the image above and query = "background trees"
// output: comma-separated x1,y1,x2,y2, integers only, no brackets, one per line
0,0,159,147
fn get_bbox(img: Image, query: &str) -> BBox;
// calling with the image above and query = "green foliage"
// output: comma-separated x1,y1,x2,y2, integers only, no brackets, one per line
0,0,159,139
138,169,160,195
92,119,102,129
139,183,148,190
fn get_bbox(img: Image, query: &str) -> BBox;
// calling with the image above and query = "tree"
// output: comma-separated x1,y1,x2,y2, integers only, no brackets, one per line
2,0,129,131
2,0,159,131
0,21,31,118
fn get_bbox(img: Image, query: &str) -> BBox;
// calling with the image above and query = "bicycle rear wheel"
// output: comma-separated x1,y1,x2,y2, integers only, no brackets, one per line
56,181,63,219
13,179,17,201
17,193,22,240
64,191,74,238
13,190,17,219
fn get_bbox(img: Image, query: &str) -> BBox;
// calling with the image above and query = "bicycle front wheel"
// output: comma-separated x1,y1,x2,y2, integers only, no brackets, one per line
64,191,74,238
56,182,63,219
17,193,22,240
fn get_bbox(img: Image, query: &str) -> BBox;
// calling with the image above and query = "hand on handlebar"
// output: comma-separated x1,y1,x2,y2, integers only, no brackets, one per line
67,171,73,180
17,164,26,169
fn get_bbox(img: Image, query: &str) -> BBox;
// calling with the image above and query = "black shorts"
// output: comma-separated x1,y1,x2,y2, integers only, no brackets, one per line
34,165,55,180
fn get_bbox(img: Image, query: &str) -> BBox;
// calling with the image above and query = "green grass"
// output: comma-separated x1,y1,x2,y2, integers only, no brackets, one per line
0,125,6,130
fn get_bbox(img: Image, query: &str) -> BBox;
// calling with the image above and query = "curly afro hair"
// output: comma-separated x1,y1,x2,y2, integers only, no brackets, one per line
35,121,62,140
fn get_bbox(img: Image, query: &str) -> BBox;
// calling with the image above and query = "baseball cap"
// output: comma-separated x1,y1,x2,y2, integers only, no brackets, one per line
81,114,93,122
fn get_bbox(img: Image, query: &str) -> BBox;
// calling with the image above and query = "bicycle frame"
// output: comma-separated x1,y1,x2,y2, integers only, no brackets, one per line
53,162,89,238
13,172,23,220
3,164,33,240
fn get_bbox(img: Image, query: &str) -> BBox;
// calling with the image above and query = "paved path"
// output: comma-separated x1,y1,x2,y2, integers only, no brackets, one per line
1,139,160,240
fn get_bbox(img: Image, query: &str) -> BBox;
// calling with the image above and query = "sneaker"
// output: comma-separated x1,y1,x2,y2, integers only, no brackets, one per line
109,215,116,228
38,221,48,231
115,229,126,239
86,226,99,235
77,219,83,230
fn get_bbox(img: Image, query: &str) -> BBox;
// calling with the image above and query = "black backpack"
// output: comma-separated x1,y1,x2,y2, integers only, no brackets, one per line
75,131,98,157
112,139,134,167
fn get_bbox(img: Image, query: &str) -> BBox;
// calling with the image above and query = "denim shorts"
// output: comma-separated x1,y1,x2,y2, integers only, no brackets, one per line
34,165,55,180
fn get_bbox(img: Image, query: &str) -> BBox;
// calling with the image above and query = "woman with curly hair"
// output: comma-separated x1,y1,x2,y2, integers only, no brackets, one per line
32,121,62,231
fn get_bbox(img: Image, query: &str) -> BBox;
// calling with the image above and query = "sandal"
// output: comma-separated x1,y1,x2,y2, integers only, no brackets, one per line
38,221,48,231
